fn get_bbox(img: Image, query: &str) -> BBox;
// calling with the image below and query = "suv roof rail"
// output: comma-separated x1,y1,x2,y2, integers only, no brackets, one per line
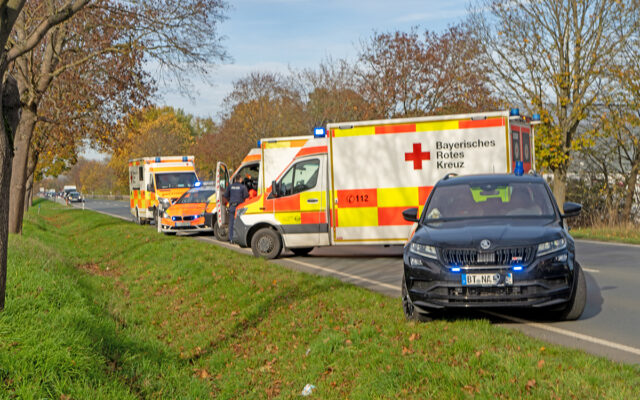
442,173,458,180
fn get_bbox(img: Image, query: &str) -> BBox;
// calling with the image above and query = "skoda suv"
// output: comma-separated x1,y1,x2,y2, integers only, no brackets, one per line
402,173,586,321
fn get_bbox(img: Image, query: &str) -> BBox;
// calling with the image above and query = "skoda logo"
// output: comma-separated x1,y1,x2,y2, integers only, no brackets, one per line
480,239,491,250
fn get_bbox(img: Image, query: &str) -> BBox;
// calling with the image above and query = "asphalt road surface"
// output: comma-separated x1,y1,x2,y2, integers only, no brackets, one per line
70,198,640,364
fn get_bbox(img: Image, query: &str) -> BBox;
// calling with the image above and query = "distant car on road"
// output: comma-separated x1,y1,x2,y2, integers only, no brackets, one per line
68,191,83,203
402,171,586,322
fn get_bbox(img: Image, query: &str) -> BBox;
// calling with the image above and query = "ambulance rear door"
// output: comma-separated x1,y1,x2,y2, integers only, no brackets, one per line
215,162,230,227
508,122,534,173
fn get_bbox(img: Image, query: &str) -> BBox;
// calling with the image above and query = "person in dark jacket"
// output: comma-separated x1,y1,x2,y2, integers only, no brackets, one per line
223,174,249,243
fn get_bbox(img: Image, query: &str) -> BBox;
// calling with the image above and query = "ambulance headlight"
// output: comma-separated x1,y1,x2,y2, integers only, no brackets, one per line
410,242,438,259
158,197,171,210
236,207,247,217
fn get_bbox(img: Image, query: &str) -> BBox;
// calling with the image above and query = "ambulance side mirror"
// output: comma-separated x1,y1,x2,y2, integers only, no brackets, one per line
271,180,279,198
147,183,154,192
402,208,419,223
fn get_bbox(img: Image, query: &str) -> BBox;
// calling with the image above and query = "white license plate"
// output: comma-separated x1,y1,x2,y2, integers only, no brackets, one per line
176,221,191,227
462,273,513,286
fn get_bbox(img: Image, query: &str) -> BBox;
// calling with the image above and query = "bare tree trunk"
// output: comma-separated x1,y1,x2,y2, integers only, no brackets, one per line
622,148,640,222
552,167,567,209
8,104,37,234
23,149,37,213
0,75,21,311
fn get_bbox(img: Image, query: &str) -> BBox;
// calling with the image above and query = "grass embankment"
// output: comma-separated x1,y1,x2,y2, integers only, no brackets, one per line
1,200,639,399
572,223,640,245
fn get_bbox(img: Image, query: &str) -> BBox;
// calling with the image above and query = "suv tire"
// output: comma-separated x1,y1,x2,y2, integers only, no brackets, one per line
555,262,587,321
402,275,432,322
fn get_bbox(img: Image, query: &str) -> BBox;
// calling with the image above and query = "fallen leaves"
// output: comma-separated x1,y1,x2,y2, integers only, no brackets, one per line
526,379,537,391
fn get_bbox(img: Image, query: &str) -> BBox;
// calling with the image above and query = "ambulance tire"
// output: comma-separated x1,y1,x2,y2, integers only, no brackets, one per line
251,228,282,259
213,220,228,242
135,209,142,225
291,247,313,257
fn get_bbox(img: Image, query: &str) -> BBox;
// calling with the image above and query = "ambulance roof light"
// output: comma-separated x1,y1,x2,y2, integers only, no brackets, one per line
182,156,188,162
532,113,541,121
514,161,524,176
155,157,161,162
313,127,326,138
509,108,520,117
257,139,261,148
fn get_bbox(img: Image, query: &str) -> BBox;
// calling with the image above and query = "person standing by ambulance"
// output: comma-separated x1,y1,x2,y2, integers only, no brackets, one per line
223,174,249,244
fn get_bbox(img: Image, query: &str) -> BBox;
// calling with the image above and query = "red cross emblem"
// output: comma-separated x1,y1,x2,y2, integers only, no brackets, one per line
405,143,431,170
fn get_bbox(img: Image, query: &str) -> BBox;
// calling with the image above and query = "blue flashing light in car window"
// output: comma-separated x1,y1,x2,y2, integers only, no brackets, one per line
512,265,523,271
450,267,461,273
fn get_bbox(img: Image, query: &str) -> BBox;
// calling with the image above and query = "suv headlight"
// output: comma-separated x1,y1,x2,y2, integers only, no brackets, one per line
410,242,438,259
537,238,566,256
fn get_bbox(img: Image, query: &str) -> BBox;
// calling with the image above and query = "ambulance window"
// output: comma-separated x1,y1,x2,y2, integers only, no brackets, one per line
522,132,531,163
138,166,143,181
279,159,320,196
511,130,521,162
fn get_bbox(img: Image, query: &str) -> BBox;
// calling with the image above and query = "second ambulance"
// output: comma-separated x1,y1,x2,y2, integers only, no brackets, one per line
225,110,536,258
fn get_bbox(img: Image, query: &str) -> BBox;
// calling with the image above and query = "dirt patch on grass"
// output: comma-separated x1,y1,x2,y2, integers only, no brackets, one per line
77,263,121,277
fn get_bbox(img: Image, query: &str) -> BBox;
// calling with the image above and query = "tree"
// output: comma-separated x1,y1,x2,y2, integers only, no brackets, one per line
356,25,498,119
0,0,92,311
469,0,639,205
109,106,197,192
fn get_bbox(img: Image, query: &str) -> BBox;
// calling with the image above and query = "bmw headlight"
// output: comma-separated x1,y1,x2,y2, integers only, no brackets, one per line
410,242,438,259
158,197,171,210
537,238,566,256
162,212,169,218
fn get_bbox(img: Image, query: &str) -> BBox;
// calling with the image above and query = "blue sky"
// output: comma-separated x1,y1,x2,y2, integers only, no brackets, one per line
160,0,471,120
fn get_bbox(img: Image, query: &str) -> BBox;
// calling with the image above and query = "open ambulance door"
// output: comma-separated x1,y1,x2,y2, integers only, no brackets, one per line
215,162,230,229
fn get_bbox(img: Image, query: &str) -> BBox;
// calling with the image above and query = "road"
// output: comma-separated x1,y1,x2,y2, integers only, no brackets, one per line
71,198,640,364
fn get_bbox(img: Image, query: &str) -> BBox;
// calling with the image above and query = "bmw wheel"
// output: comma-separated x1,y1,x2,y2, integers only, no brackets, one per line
213,220,228,241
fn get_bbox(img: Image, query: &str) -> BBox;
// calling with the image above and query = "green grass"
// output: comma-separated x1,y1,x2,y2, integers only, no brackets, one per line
1,199,639,399
572,222,640,245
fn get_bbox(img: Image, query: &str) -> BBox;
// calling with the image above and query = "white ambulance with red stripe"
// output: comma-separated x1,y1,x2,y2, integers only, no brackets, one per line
226,110,536,258
215,136,312,241
128,156,198,229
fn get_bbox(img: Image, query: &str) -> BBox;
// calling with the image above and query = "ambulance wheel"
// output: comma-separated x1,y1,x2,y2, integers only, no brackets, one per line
213,220,228,242
251,228,282,259
135,209,142,225
291,247,313,257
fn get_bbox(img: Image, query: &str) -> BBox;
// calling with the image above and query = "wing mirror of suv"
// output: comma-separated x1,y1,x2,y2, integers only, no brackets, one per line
562,202,582,218
402,207,419,223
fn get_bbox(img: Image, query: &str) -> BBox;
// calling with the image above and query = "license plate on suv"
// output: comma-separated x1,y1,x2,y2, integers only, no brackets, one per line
462,273,513,286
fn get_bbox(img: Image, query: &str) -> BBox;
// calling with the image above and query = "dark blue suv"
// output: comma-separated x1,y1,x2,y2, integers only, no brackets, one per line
401,173,586,321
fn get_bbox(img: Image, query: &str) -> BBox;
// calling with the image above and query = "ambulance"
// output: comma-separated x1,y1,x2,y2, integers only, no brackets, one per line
215,136,312,241
128,156,198,229
224,110,537,258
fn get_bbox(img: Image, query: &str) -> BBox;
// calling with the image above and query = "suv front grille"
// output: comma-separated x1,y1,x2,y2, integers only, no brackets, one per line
440,246,536,266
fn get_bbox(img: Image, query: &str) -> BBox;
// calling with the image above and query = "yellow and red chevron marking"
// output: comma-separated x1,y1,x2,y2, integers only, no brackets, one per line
333,186,432,227
331,117,506,138
262,139,309,149
241,190,327,225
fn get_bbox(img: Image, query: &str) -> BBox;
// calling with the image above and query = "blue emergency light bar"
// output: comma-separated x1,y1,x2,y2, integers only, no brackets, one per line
514,161,524,176
155,157,161,162
257,140,261,148
509,108,520,117
182,156,188,162
532,113,541,122
314,127,326,138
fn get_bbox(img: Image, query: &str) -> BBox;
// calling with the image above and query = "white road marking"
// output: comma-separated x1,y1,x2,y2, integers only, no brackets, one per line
583,268,600,273
283,257,400,292
483,310,640,357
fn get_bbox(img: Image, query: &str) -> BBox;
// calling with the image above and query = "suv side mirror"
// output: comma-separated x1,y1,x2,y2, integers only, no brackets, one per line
402,207,419,223
562,202,582,218
271,180,279,198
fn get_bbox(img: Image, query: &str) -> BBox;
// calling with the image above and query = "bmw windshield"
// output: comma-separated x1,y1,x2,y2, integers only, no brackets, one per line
176,189,215,204
424,182,555,221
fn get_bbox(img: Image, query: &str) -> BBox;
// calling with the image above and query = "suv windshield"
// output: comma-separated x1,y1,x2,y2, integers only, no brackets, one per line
425,182,555,220
155,172,197,189
176,189,215,204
